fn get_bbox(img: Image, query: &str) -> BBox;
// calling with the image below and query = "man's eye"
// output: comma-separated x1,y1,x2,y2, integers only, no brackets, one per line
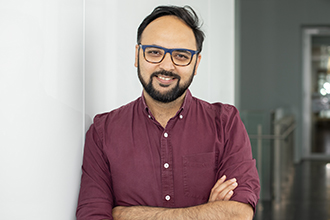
146,49,163,56
174,52,190,60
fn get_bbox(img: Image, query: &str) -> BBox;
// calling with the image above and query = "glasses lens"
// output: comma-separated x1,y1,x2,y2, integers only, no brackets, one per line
144,47,165,63
172,50,192,66
142,46,194,66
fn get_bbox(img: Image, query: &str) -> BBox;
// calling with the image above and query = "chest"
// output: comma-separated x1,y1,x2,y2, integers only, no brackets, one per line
103,115,224,207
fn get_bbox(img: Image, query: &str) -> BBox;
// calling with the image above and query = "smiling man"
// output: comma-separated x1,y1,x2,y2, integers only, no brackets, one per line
76,5,260,220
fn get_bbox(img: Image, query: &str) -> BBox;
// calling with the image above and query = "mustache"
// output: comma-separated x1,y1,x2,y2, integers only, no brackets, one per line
151,70,180,79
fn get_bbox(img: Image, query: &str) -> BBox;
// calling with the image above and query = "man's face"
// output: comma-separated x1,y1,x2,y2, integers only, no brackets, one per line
135,15,201,103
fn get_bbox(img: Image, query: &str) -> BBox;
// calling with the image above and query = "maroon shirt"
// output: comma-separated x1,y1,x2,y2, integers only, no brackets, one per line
76,90,260,219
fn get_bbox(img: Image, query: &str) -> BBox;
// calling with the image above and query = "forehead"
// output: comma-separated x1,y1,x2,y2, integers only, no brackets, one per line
140,15,197,50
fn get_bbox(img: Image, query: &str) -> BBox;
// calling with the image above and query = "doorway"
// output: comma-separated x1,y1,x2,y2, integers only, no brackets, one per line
302,27,330,159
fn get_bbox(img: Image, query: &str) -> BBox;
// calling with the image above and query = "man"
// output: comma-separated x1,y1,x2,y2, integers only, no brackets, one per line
76,5,260,220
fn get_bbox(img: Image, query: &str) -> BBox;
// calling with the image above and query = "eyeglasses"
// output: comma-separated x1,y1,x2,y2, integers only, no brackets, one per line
139,44,199,66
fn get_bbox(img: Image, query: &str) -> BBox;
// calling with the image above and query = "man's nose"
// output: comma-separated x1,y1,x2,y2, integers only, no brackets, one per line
159,52,175,70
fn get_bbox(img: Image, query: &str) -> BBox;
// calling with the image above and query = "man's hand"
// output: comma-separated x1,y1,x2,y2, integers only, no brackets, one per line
208,175,238,202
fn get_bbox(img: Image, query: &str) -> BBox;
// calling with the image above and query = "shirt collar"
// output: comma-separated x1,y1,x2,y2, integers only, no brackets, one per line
141,92,149,115
181,89,192,112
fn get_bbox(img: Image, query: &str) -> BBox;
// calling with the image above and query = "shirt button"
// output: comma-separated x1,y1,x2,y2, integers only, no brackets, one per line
165,195,171,201
148,115,151,119
164,163,169,169
179,114,183,119
164,132,168,138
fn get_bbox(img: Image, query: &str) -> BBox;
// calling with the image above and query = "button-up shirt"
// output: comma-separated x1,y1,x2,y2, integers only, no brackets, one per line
76,90,260,219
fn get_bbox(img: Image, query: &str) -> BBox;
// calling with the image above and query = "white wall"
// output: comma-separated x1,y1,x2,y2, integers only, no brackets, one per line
0,1,83,219
0,0,234,219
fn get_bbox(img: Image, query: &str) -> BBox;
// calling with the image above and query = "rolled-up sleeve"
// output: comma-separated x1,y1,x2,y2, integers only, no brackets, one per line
217,105,260,211
76,117,114,220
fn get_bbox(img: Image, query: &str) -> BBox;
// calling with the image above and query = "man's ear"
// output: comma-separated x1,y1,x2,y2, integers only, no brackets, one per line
134,44,139,67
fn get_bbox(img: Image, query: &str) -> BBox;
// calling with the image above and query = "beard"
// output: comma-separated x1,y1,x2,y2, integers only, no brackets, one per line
137,58,196,103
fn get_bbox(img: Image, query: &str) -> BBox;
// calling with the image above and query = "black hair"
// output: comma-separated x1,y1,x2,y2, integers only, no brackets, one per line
137,5,205,53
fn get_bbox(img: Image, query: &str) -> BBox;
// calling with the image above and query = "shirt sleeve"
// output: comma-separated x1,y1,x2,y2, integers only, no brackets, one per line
217,105,260,212
76,116,114,220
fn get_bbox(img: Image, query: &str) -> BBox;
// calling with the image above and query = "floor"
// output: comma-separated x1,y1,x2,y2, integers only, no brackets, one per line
253,160,330,220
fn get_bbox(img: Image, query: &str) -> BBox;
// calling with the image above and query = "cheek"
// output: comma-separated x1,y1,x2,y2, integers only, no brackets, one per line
138,62,154,80
179,68,194,81
139,59,159,74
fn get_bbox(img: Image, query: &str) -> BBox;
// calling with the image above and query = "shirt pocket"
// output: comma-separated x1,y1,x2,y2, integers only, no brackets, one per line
182,152,218,201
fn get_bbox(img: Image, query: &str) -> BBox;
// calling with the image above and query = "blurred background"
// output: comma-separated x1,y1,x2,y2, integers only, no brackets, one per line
0,0,329,219
238,1,330,219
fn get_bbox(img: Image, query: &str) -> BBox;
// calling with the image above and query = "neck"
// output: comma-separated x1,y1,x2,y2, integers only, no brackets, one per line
143,90,186,128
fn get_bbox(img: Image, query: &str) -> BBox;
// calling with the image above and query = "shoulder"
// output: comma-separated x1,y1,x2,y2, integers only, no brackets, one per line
92,97,142,131
191,97,243,133
192,96,239,118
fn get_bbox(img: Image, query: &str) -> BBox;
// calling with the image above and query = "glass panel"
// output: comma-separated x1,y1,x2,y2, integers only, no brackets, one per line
311,36,330,154
240,110,275,201
241,109,295,201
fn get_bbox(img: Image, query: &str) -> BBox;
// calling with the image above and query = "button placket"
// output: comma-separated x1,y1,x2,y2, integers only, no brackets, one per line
160,129,174,207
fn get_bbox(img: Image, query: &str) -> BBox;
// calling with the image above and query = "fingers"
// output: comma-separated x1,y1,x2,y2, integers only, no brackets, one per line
208,175,238,202
209,176,238,202
212,175,227,189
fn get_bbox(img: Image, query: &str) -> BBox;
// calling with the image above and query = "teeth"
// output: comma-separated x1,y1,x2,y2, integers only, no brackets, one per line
158,76,172,81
